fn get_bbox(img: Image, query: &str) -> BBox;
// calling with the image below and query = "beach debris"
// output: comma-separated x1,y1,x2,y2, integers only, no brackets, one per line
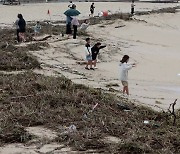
33,35,52,41
143,120,150,124
68,125,77,133
117,102,130,111
60,125,77,135
83,103,99,120
167,99,177,126
115,25,125,28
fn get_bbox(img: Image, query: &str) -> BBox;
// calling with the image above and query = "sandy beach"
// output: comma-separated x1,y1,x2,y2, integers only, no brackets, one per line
0,2,179,109
0,2,179,110
0,2,178,26
0,2,180,153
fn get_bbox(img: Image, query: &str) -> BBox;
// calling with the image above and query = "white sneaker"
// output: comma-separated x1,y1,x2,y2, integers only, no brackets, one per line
94,67,98,69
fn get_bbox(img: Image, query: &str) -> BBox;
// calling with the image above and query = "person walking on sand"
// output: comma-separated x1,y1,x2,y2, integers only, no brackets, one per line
85,38,93,70
17,14,26,42
131,2,135,15
90,3,95,17
119,55,136,95
91,42,106,69
71,16,79,39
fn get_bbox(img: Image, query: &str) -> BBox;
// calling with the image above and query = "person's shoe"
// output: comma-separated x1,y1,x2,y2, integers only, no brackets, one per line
90,68,95,70
94,66,98,69
85,67,89,70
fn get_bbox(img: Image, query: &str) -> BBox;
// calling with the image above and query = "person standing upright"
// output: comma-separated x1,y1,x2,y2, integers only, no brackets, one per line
71,16,79,39
131,2,135,15
119,55,136,95
15,14,20,43
15,14,26,43
90,3,95,17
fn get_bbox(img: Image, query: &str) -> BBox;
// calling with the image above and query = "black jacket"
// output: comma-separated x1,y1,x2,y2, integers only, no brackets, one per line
18,18,26,30
91,45,106,60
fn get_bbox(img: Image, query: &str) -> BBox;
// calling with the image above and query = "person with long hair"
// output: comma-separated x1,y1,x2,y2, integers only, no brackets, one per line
119,55,136,95
17,14,26,42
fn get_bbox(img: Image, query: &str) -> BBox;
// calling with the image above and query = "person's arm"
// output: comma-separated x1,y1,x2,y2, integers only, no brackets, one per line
99,45,106,49
124,63,135,70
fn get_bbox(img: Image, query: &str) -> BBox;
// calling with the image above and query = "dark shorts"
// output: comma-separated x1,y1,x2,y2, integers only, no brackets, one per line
66,23,72,34
92,54,97,61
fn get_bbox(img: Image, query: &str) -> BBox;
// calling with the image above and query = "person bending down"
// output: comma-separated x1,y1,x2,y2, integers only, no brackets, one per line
119,55,136,95
91,42,106,69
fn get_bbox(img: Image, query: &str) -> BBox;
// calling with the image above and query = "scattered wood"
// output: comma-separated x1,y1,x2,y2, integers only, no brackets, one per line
115,25,126,28
167,99,177,126
33,35,52,41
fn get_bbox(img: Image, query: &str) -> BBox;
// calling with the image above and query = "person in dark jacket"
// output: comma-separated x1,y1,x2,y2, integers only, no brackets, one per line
17,14,26,42
91,42,106,68
89,3,95,17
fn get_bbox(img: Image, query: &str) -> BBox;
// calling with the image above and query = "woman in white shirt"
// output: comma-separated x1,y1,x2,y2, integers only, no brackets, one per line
120,55,136,95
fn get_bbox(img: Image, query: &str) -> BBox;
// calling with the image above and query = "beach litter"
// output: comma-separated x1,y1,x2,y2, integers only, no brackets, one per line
143,120,150,124
83,103,99,120
60,125,77,135
117,102,130,111
115,25,125,28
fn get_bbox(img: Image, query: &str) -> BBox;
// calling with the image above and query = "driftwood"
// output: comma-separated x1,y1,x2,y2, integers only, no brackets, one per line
167,99,177,126
33,35,52,41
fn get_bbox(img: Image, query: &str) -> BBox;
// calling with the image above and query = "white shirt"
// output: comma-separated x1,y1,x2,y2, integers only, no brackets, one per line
80,23,89,31
119,63,133,81
85,45,91,56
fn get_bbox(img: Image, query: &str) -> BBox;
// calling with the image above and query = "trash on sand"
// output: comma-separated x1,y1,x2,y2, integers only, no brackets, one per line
83,103,99,120
115,25,125,28
117,103,130,111
68,124,77,133
144,120,150,124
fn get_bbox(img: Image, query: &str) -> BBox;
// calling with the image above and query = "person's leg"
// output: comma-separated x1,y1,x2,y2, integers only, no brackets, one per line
17,29,20,42
21,33,26,42
125,86,129,95
89,60,93,68
66,23,72,38
131,8,134,15
123,86,126,94
85,60,89,69
73,25,77,39
93,59,97,67
18,32,22,42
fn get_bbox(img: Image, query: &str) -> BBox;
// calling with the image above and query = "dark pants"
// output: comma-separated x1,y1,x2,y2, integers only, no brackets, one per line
16,29,20,42
131,8,134,15
66,23,72,34
73,25,77,39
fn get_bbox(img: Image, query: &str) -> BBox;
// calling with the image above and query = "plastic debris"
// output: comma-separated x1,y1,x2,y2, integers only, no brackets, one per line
144,120,150,124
